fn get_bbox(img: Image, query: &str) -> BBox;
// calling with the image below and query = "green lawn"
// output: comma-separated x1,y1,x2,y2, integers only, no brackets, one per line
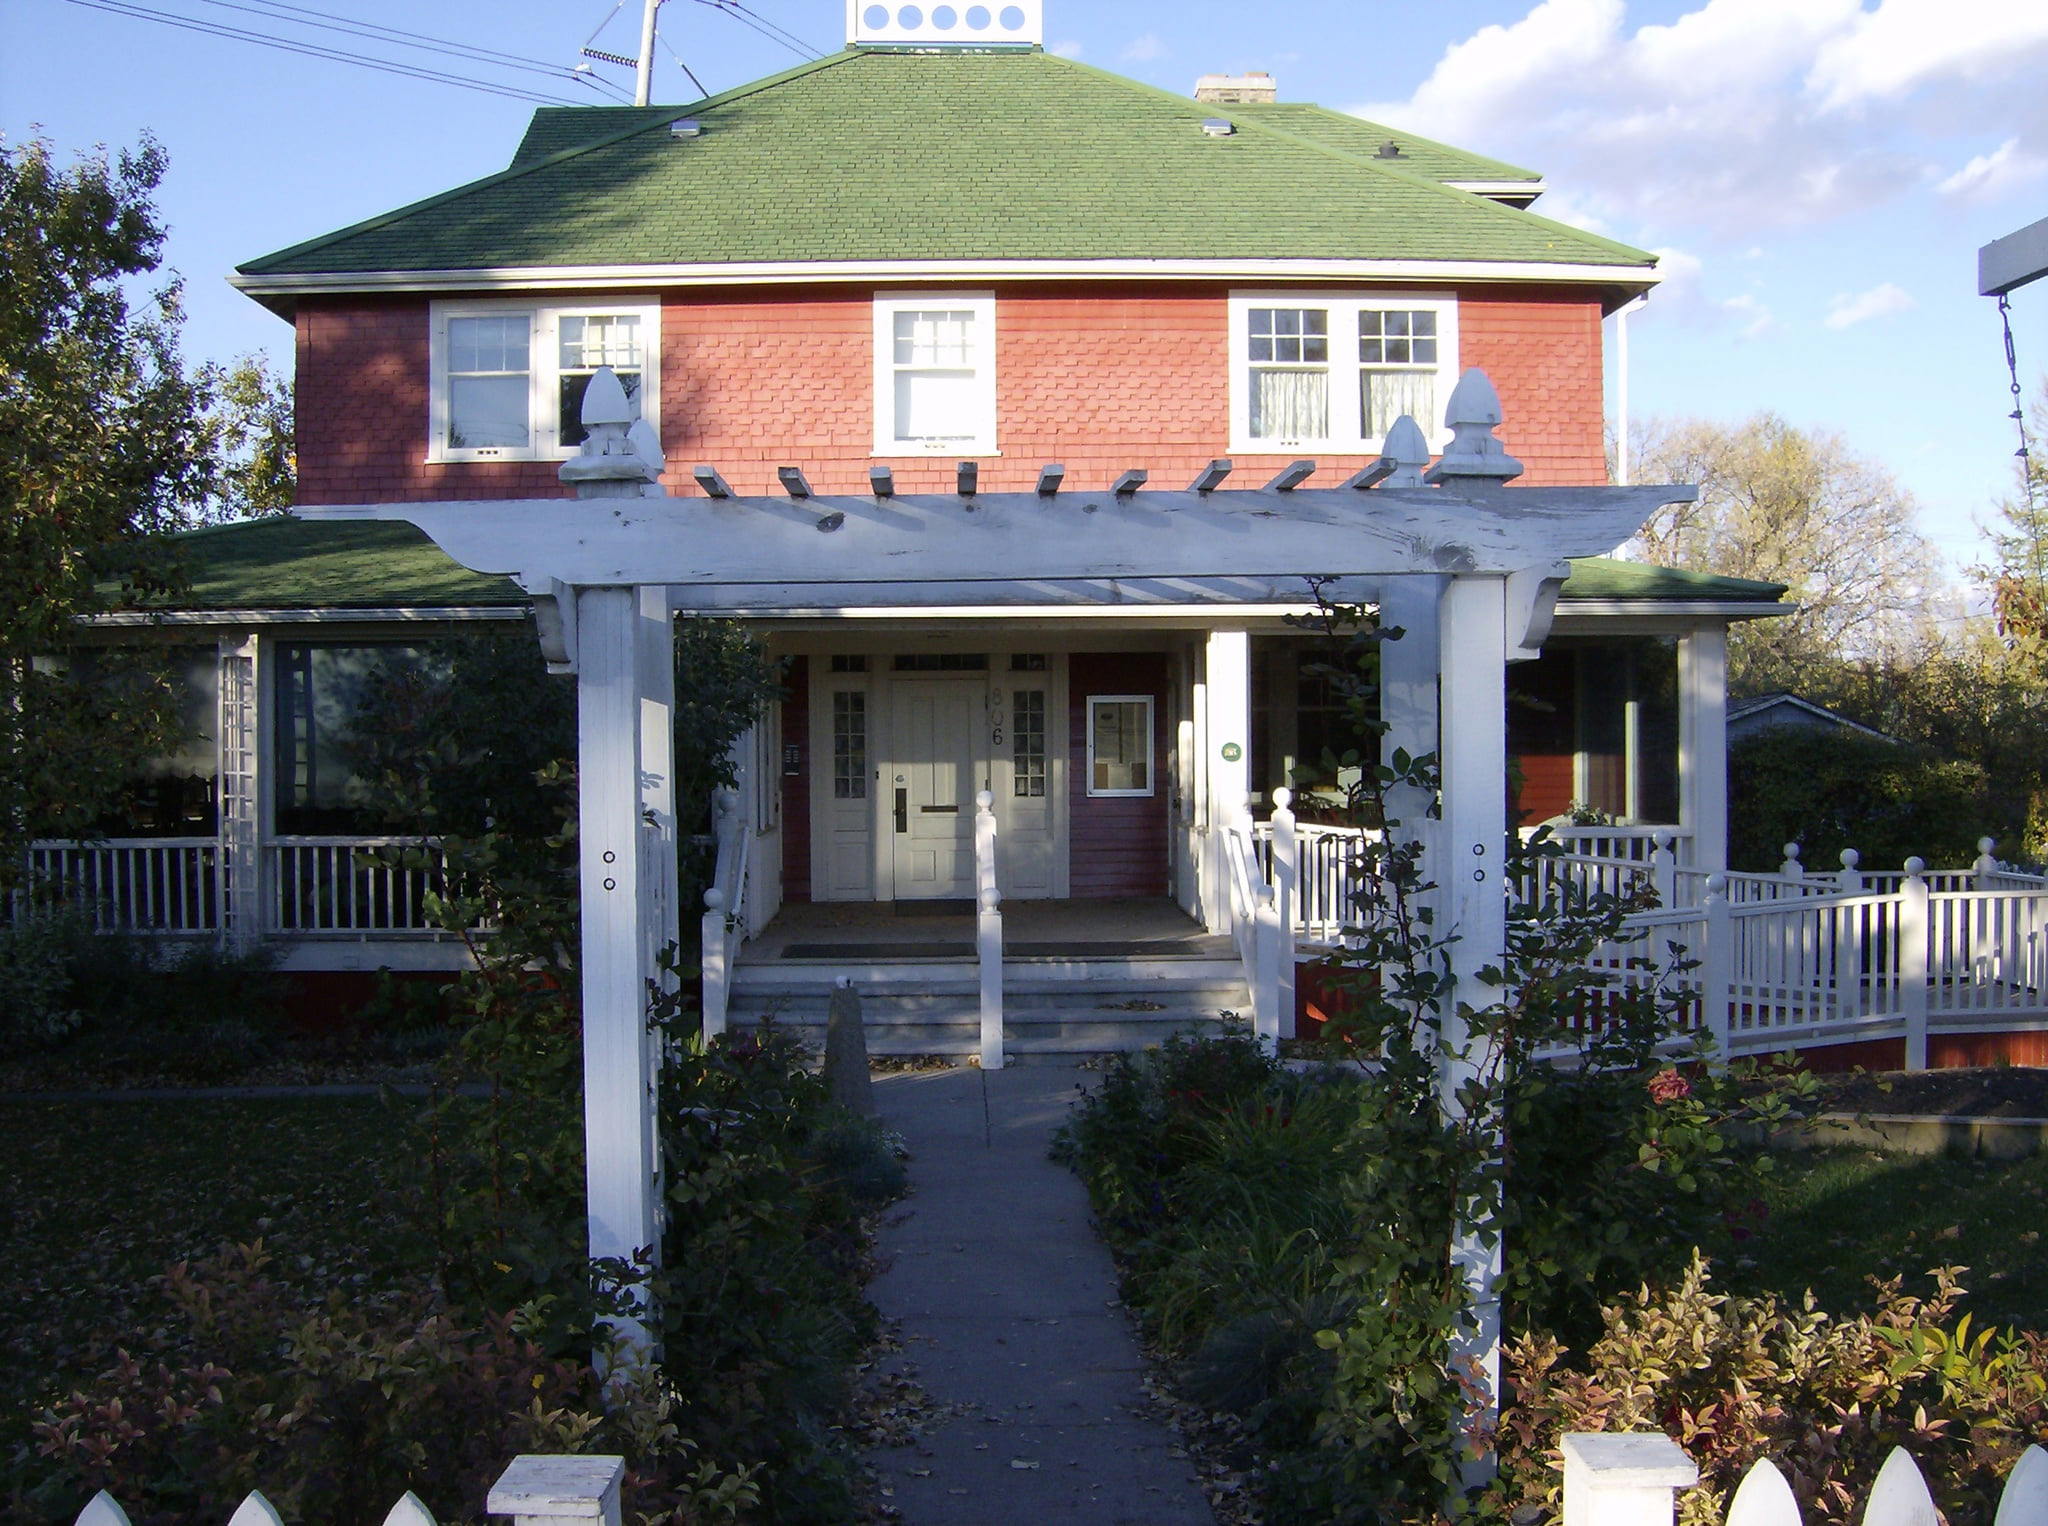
0,1096,429,1421
1716,1145,2048,1330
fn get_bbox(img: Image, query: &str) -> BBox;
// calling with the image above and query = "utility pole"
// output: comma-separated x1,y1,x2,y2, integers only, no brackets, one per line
634,0,661,106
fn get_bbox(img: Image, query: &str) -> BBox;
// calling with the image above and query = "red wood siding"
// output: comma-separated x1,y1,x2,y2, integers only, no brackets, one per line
1508,648,1578,823
1067,652,1168,898
293,282,1611,502
780,657,811,902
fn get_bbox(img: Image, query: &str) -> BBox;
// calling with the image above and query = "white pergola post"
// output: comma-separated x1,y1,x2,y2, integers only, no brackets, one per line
575,586,670,1356
1678,627,1728,874
1436,571,1509,1477
1202,628,1252,935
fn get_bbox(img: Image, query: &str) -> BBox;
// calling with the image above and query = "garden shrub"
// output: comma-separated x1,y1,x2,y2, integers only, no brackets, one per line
0,895,100,1047
1728,727,1999,873
1497,1252,2048,1526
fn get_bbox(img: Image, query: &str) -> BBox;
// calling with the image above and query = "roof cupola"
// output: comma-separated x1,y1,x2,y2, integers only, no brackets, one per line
848,1,1042,47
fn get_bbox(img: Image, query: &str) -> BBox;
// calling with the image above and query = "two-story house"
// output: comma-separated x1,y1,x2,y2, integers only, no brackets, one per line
66,3,1783,1042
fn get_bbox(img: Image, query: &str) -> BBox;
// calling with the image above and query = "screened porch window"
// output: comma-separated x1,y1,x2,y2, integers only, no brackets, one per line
273,644,442,834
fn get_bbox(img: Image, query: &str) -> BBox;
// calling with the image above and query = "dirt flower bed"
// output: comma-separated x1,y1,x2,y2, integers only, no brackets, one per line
1820,1064,2048,1118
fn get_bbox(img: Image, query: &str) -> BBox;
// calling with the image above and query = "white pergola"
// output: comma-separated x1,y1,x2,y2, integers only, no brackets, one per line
297,370,1694,1421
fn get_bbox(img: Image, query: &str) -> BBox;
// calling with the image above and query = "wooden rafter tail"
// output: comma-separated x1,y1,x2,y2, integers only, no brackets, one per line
1034,463,1065,497
691,465,732,499
1111,468,1148,497
1344,458,1398,490
1265,459,1316,492
777,466,813,499
1188,459,1232,493
956,460,978,497
869,465,896,498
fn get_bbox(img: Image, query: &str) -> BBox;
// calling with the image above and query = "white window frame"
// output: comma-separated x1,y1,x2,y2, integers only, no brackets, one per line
872,291,998,457
428,297,661,464
1227,290,1457,456
1086,694,1155,798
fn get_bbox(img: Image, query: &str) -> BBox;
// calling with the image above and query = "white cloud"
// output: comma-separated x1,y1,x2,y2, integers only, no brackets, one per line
1823,282,1916,329
1351,0,2048,242
1121,32,1165,63
1721,293,1777,340
1047,38,1083,59
1938,139,2048,202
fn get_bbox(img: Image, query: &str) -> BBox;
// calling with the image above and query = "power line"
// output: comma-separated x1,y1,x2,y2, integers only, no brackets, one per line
192,0,596,80
685,0,823,60
62,0,598,106
658,31,709,99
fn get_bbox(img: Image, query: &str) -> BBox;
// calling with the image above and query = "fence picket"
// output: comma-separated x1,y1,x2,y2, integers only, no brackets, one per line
73,1493,134,1526
1995,1445,2048,1526
226,1493,287,1526
1858,1448,1939,1526
1724,1457,1800,1526
381,1492,440,1526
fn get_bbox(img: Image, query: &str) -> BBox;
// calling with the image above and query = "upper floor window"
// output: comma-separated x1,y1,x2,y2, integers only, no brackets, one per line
428,299,660,462
1227,292,1457,455
873,292,996,456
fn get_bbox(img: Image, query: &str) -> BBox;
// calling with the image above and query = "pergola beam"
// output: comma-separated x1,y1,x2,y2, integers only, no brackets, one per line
1981,214,2048,297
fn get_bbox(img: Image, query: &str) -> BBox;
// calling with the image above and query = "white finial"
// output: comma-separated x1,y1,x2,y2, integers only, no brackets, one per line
1378,415,1431,487
627,417,667,496
1840,848,1860,869
1780,842,1803,878
1904,856,1926,878
1423,368,1524,483
559,366,661,497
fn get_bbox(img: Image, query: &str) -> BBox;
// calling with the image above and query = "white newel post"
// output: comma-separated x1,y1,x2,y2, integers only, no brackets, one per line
1974,836,2001,887
1702,874,1733,1061
1651,828,1677,910
1202,630,1252,936
1559,1434,1698,1526
1435,571,1510,1476
1901,857,1929,1071
489,1454,626,1526
1270,787,1299,1039
1678,627,1728,875
975,790,1004,1070
1780,842,1804,885
216,634,266,950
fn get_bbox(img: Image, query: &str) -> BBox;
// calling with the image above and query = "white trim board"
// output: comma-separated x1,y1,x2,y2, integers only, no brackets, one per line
232,256,1660,304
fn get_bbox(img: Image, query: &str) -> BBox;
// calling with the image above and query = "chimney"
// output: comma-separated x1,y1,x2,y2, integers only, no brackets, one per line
1193,71,1276,105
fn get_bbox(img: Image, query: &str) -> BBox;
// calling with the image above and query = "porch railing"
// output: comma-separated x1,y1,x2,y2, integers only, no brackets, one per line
267,837,455,934
1222,800,1288,1049
699,787,752,1038
22,838,220,933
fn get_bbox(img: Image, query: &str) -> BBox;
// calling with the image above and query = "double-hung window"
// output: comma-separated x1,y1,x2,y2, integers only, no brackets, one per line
1228,292,1456,454
429,299,660,461
873,292,996,455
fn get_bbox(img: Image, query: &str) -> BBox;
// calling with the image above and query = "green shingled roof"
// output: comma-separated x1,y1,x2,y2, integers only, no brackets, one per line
146,518,525,612
1559,557,1786,604
1226,103,1540,189
241,48,1653,278
127,521,1775,615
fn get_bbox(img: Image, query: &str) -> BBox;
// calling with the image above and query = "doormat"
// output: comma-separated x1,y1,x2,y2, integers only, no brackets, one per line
780,941,975,960
892,900,975,917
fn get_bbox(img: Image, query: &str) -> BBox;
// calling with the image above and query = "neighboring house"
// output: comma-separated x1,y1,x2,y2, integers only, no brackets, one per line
1726,691,1896,746
60,6,1785,1034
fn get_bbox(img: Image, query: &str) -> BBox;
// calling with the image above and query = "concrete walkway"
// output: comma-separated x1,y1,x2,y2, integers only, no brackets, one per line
864,1064,1214,1525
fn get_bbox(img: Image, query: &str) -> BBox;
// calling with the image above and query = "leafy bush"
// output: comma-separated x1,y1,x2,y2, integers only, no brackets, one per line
0,895,100,1047
1497,1252,2048,1526
17,1243,757,1526
1729,727,1999,873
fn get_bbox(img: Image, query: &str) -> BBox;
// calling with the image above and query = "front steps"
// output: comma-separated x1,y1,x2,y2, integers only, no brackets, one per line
724,950,1250,1061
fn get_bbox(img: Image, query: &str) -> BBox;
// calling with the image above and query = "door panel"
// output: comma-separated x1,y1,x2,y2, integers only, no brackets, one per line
889,679,981,898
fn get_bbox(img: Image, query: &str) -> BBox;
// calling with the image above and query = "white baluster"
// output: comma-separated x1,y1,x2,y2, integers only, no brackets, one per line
1703,873,1733,1061
227,1494,287,1526
380,1492,441,1526
1271,788,1299,1038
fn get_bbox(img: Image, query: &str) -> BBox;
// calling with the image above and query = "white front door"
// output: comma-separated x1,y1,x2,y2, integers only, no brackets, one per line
888,678,982,899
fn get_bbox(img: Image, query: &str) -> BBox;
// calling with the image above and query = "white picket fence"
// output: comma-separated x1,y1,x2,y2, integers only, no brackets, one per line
1561,1434,2048,1526
67,1453,623,1526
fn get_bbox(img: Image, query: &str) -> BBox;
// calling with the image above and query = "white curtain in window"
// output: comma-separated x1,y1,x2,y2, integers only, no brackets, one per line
1361,370,1435,439
1250,368,1328,441
895,370,975,442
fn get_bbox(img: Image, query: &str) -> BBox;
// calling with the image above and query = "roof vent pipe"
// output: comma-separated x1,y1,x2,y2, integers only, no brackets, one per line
1201,118,1235,138
670,119,703,139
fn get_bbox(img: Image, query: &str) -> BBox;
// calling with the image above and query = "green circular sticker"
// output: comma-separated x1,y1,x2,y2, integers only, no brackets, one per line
1220,742,1243,762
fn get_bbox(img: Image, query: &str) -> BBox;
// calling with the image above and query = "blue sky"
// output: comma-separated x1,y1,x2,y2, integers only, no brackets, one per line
7,0,2047,579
